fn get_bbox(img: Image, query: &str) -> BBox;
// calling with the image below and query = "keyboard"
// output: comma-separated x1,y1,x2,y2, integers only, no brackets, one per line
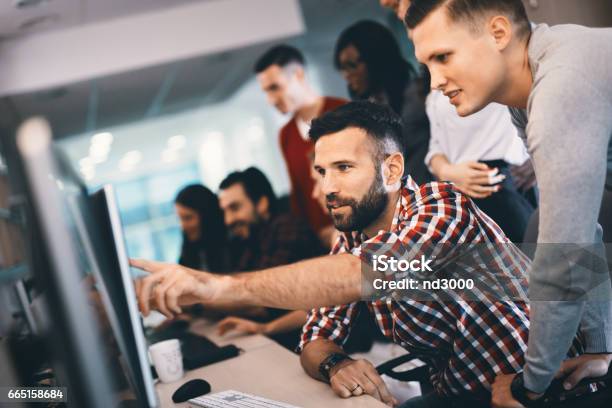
188,390,300,408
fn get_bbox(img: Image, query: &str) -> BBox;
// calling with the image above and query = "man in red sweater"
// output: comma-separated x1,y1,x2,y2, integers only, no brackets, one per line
254,45,345,248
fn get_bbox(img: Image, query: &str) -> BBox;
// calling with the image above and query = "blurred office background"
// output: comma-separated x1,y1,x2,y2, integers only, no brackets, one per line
0,0,416,263
0,0,610,264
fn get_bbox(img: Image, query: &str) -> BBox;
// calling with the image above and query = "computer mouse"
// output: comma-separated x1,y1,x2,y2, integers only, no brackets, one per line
172,379,211,403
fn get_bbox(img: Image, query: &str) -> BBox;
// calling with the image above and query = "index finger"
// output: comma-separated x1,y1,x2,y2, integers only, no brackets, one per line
130,258,158,273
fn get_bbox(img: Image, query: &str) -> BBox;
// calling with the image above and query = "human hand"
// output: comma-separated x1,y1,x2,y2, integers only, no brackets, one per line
329,359,398,407
441,161,505,199
491,373,526,408
217,316,267,336
555,353,612,390
131,259,229,318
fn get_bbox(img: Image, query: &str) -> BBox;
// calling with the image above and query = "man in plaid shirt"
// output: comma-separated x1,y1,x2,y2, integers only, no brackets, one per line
298,179,530,404
295,102,535,407
133,101,578,407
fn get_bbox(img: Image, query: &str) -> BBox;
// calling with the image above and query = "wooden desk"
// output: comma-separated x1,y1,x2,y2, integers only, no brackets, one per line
155,320,386,407
156,340,386,408
188,319,274,352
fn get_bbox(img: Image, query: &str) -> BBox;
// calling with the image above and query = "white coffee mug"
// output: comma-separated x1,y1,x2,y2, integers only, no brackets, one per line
149,339,184,383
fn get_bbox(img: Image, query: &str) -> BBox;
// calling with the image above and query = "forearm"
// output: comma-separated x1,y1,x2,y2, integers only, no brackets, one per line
428,153,451,180
300,338,346,382
264,310,308,335
212,254,362,310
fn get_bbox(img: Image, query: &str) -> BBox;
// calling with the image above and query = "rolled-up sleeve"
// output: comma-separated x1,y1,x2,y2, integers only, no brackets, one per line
298,303,360,352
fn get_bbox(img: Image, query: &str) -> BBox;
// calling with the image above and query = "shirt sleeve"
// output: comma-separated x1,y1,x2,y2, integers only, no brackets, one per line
298,302,361,352
297,234,363,352
521,67,612,392
424,92,447,170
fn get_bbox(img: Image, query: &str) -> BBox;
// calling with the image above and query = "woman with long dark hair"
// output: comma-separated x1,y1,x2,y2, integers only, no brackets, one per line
175,184,229,272
334,20,432,184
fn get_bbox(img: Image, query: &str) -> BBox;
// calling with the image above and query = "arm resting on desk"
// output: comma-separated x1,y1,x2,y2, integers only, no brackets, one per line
217,310,308,336
301,338,346,382
301,338,397,405
264,310,308,335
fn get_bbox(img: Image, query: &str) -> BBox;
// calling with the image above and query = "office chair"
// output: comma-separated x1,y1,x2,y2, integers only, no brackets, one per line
376,352,434,394
377,353,611,408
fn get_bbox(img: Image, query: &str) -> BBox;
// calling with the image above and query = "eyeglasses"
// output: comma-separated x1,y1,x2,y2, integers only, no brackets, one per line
339,58,363,72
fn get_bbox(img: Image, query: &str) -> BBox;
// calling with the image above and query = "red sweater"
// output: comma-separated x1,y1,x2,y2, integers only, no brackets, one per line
279,97,346,233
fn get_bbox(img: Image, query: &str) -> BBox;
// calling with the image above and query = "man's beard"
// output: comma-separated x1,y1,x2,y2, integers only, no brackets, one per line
228,211,262,241
326,171,388,232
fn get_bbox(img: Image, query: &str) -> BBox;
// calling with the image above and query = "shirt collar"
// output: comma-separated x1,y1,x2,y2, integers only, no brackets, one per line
339,175,419,251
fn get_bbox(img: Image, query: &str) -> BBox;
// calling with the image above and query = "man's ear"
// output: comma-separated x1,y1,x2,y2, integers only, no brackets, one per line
488,15,513,50
256,196,270,218
293,65,306,82
383,152,404,187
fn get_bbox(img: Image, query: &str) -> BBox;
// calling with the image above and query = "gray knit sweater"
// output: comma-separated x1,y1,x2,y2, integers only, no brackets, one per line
509,23,612,393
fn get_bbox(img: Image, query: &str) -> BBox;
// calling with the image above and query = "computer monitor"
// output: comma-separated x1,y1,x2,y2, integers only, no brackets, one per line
58,167,158,408
86,185,158,408
16,117,118,408
16,117,158,408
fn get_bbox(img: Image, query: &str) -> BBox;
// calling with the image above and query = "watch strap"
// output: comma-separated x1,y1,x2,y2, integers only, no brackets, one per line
319,353,352,382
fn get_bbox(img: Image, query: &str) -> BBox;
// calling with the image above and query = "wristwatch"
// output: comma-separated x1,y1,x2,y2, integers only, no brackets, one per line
510,372,547,408
319,353,353,382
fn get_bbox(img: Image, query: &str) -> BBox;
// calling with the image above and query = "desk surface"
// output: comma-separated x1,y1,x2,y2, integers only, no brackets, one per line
187,319,274,352
155,320,386,408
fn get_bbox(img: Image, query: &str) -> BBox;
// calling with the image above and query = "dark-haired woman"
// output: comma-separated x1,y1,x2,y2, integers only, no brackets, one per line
335,20,432,184
175,184,230,272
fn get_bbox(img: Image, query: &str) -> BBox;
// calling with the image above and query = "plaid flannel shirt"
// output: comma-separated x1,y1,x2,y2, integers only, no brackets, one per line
299,177,533,398
232,212,325,272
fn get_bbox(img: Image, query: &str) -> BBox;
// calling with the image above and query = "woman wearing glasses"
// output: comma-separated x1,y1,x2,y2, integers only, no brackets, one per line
334,20,432,184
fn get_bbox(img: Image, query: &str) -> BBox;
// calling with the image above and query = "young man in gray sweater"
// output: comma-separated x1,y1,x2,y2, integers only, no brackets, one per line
404,0,612,407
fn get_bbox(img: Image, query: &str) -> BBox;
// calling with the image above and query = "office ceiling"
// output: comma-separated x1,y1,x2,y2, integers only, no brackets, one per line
1,1,610,140
0,0,388,139
0,0,204,39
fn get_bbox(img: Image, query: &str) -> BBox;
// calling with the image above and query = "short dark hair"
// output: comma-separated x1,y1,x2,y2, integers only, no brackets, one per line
309,101,405,164
219,167,278,214
405,0,531,38
254,45,305,73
